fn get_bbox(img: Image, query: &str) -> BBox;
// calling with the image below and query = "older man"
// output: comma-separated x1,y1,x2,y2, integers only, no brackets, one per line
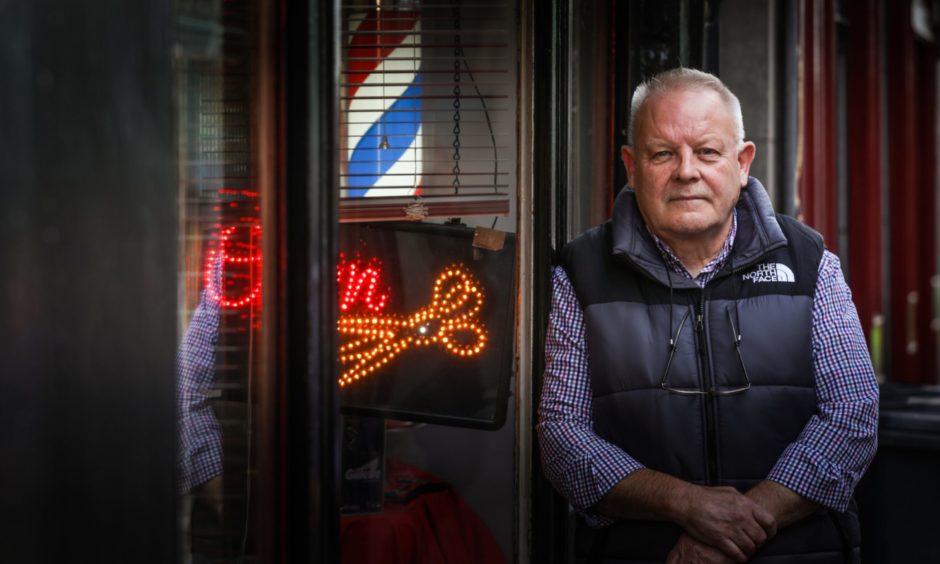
537,68,878,563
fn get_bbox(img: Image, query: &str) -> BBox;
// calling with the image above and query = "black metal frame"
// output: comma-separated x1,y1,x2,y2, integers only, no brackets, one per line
282,0,340,560
530,0,572,562
774,0,800,217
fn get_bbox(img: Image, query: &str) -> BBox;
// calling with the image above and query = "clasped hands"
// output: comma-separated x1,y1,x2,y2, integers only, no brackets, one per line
666,484,777,564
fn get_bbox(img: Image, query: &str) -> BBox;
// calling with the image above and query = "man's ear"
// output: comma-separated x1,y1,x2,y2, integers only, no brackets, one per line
621,145,636,185
737,141,756,185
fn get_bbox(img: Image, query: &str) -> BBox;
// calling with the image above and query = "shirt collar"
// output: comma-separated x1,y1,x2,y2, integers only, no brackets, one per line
648,209,737,288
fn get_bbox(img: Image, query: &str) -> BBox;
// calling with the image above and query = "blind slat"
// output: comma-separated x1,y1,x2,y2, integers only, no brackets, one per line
339,1,514,220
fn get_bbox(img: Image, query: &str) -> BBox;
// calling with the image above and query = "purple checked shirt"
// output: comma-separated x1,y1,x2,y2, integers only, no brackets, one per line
176,260,224,495
537,211,880,526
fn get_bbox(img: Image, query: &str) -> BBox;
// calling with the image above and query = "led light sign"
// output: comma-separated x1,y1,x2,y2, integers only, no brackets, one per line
337,264,487,387
204,223,263,309
198,218,496,395
337,253,390,313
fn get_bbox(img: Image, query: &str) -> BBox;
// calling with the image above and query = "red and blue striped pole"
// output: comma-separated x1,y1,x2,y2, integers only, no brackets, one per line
344,5,422,198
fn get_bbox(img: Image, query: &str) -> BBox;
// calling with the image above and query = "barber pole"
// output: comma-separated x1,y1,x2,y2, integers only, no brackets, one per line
344,5,422,198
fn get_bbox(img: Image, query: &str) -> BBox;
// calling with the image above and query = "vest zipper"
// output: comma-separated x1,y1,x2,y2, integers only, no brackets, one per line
696,288,719,485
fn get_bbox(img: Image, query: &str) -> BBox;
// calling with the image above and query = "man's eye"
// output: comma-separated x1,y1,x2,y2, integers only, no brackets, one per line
699,148,720,156
653,151,672,159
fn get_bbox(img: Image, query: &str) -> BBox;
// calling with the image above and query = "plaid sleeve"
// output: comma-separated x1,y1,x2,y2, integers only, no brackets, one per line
536,266,645,526
175,259,224,495
766,251,879,511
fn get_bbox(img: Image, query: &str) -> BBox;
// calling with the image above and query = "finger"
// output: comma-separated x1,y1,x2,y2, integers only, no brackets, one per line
718,539,747,563
694,537,736,564
704,550,733,564
712,547,738,564
742,521,768,547
732,531,757,557
752,506,778,537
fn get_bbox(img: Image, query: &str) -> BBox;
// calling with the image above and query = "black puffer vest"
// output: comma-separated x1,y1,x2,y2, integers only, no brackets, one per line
562,179,860,563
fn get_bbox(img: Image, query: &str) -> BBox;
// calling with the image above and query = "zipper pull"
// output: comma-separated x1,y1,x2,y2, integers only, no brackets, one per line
697,289,707,331
695,309,705,354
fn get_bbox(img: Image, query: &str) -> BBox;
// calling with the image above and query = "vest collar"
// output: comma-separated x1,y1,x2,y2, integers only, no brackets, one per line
610,176,787,289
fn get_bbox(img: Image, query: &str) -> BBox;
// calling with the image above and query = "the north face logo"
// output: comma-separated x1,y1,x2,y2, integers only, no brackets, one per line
743,262,795,283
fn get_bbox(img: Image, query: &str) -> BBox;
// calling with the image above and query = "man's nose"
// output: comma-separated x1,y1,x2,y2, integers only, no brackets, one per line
674,149,700,182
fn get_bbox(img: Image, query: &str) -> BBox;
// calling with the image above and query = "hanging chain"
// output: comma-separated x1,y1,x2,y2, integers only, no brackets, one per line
451,1,462,194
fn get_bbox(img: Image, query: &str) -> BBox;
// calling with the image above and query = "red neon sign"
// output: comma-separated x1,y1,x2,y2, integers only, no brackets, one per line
204,223,263,309
337,253,390,313
203,239,395,315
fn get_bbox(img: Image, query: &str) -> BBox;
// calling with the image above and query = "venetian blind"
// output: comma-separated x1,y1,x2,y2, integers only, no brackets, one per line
340,0,516,222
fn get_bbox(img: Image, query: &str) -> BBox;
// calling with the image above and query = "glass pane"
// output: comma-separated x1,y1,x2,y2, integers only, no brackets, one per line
337,1,519,562
174,0,270,561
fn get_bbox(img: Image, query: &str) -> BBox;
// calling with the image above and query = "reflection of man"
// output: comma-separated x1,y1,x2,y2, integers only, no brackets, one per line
537,68,878,563
176,259,224,511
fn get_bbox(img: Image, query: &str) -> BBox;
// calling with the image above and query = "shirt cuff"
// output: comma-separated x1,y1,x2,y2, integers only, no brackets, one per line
177,411,224,495
766,441,855,512
573,448,645,527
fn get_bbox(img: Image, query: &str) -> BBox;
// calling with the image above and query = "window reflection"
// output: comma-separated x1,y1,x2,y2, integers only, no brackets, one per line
175,0,265,561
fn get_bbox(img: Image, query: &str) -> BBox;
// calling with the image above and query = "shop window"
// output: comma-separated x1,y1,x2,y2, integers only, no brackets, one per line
337,1,519,561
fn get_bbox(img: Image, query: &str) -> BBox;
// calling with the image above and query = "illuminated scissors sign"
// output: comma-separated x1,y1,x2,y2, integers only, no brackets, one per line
337,264,488,387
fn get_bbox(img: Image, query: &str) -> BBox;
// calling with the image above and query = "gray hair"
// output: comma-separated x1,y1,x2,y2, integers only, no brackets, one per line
627,68,745,148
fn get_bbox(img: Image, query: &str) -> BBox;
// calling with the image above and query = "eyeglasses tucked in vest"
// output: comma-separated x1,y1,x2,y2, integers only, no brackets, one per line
660,307,752,396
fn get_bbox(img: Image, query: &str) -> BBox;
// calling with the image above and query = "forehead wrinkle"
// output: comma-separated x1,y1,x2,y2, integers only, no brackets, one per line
634,88,737,150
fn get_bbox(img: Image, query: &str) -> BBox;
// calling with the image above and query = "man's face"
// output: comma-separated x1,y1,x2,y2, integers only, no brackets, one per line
622,87,755,246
